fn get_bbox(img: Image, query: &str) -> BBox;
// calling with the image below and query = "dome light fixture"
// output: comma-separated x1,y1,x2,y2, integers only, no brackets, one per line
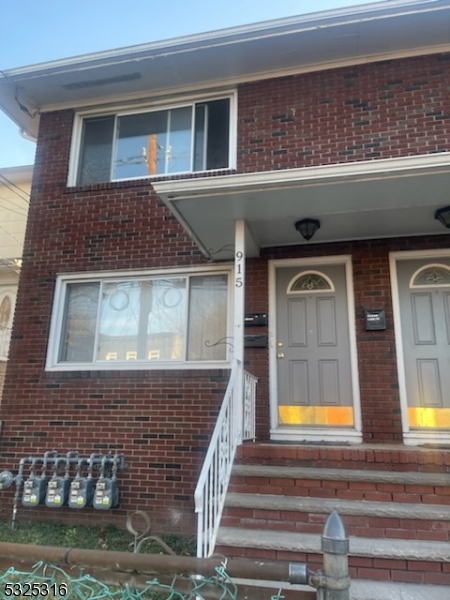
295,218,321,241
435,206,450,229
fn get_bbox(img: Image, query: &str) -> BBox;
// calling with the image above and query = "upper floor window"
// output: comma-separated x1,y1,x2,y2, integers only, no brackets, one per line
46,268,231,370
74,95,234,185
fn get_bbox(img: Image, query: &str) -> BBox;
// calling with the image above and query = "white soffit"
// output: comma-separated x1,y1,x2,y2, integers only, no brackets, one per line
1,1,450,137
154,154,450,259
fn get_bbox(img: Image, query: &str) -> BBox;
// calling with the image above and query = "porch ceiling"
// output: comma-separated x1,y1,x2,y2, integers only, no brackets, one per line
153,154,450,260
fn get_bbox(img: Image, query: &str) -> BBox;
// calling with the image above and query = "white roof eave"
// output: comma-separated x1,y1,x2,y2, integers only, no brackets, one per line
1,0,450,138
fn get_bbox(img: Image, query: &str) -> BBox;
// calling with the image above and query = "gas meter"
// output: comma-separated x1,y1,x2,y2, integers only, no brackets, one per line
45,454,73,508
93,456,119,510
69,454,99,509
22,452,55,507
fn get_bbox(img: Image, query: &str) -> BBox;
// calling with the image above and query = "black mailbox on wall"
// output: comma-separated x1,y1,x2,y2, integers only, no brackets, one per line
244,334,268,348
244,313,268,327
365,309,386,331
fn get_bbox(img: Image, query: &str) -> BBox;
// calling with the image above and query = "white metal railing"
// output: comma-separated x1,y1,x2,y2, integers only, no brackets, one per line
195,359,257,558
243,370,257,441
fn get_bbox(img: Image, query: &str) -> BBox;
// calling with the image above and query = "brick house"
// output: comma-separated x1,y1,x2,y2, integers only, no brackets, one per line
1,1,450,594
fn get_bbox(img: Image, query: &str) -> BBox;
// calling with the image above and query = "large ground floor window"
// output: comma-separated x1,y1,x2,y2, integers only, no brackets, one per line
47,269,230,370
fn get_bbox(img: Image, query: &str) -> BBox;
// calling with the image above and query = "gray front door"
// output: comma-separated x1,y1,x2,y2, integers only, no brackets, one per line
397,259,450,430
276,264,354,429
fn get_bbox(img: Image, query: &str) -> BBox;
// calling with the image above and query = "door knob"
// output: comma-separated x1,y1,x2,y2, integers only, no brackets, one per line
277,352,285,359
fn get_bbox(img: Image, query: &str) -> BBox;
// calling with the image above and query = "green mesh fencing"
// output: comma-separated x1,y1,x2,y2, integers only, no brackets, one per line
0,561,286,599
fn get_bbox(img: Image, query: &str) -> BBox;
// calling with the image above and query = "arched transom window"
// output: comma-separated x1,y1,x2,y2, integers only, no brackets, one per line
410,264,450,288
287,270,335,294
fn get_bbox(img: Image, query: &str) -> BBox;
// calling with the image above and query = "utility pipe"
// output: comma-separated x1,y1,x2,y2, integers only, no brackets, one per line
0,542,304,584
0,556,316,600
11,456,31,530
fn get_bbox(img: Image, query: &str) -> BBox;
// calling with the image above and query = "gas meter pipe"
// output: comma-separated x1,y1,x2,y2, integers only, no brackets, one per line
11,456,31,530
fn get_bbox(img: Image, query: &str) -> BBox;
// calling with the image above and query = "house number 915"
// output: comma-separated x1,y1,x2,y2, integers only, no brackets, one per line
235,251,243,287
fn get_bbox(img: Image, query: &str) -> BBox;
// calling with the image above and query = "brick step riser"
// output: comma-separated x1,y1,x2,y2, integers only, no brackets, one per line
215,546,450,586
221,509,450,542
235,446,450,474
228,478,450,505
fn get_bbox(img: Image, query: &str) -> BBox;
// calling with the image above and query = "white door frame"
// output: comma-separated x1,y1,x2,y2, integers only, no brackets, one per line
268,255,362,443
390,248,450,446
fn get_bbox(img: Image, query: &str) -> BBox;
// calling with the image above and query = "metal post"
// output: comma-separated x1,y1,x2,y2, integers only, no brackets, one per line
321,511,350,600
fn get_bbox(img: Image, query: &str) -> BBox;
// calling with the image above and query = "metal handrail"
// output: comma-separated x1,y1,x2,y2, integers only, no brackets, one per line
195,359,240,558
243,370,257,442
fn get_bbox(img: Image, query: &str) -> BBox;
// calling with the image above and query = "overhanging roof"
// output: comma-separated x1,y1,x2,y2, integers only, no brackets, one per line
153,154,450,260
1,1,450,138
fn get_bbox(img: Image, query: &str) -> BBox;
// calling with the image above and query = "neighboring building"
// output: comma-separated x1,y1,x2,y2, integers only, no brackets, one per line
0,166,31,398
1,1,450,594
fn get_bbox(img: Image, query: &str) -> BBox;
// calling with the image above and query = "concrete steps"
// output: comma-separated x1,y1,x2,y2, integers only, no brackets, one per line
224,464,450,542
217,452,450,590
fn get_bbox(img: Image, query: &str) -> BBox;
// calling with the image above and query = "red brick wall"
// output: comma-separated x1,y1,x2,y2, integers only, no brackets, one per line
1,110,227,533
2,53,450,531
238,54,450,172
1,367,228,532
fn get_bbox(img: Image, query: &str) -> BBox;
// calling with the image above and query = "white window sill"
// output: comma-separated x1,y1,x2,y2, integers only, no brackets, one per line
45,360,231,372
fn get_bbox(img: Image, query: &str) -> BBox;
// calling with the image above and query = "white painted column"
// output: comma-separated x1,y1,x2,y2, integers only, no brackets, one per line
234,219,246,444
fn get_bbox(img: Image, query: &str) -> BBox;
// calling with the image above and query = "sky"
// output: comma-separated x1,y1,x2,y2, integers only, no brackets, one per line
0,0,381,169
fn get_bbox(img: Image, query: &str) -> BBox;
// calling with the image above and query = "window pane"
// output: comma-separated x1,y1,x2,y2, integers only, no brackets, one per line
194,100,230,172
114,111,167,179
148,279,186,359
59,283,100,362
205,99,229,170
187,275,228,360
98,279,186,361
78,117,115,185
114,107,192,179
167,107,192,173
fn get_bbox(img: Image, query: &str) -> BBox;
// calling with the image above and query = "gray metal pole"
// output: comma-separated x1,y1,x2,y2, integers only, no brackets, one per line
321,511,350,600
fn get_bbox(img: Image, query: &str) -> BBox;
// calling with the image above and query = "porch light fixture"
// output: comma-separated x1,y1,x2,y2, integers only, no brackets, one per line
295,218,321,241
435,206,450,229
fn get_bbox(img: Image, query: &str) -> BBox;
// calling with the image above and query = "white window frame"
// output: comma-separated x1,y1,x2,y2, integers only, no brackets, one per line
46,266,233,371
68,90,238,186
